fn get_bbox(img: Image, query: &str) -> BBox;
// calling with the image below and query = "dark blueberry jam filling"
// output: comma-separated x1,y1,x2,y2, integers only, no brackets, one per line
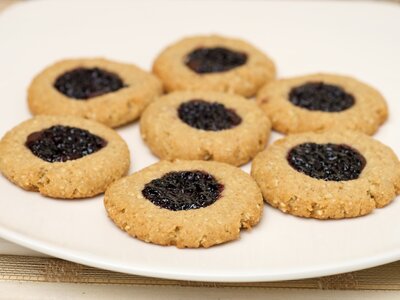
178,99,242,131
54,67,126,100
185,47,247,74
289,82,355,112
25,125,107,163
142,171,224,211
287,143,366,181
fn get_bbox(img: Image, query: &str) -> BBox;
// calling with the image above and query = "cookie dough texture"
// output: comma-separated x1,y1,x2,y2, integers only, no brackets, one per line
104,160,263,248
251,131,400,219
28,58,163,128
0,115,130,199
257,73,388,135
140,91,271,166
153,35,276,97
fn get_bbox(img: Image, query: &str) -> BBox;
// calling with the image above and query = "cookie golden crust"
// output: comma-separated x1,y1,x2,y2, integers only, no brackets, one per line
251,131,400,219
28,58,163,128
256,73,388,135
140,91,271,166
153,35,276,97
0,115,130,199
104,160,263,248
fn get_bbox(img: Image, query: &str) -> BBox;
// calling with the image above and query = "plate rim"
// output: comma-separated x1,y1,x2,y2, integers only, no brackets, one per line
0,225,398,282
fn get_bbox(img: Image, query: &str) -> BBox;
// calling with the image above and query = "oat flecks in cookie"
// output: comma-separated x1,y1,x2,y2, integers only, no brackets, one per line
153,35,276,97
0,115,130,199
104,160,263,248
140,90,271,166
251,131,400,219
28,58,162,128
257,73,388,135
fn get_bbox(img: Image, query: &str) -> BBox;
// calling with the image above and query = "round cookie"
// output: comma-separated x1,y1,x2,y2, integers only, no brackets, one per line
251,131,400,219
28,58,163,128
140,91,271,166
153,35,276,97
104,160,263,248
256,73,388,135
0,115,130,199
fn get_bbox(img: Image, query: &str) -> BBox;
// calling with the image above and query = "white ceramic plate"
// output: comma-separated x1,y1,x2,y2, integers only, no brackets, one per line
0,0,399,282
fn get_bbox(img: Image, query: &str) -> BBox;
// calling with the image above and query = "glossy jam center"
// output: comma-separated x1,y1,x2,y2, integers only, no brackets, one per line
289,82,355,112
287,143,366,181
54,67,126,99
185,47,247,74
142,171,224,211
25,125,107,163
178,99,242,131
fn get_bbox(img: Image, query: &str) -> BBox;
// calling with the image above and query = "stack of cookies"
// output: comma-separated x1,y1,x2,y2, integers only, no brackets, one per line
0,34,399,248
